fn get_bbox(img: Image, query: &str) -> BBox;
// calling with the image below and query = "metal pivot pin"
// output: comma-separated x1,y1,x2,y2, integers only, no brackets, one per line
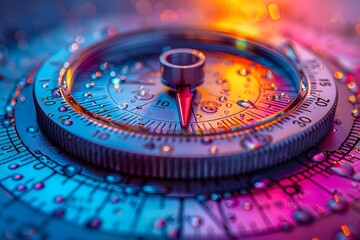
160,48,206,127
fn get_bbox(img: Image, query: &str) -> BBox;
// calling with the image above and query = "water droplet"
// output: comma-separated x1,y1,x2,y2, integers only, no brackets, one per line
265,70,274,80
54,209,65,217
327,196,348,212
16,185,27,191
33,182,44,190
349,95,357,104
279,221,292,231
352,172,360,181
237,100,254,108
238,67,248,76
334,225,360,240
293,209,313,224
95,71,102,78
241,134,272,150
225,60,233,67
335,118,342,125
273,94,280,100
210,193,221,201
209,145,219,155
334,71,344,80
167,227,180,239
226,103,232,108
201,136,213,145
86,218,102,229
1,119,11,128
119,102,128,110
187,216,203,228
331,161,354,177
99,62,110,70
114,208,123,215
58,106,67,112
51,88,61,98
54,196,65,204
351,109,359,117
83,92,92,98
135,86,154,100
311,152,327,162
159,144,174,155
223,197,239,208
216,77,227,85
142,184,167,195
121,65,129,74
225,212,236,222
154,218,167,229
13,174,23,180
348,82,358,92
219,96,227,103
254,180,269,189
8,164,19,170
111,77,121,85
26,126,39,134
301,81,307,92
85,82,95,88
105,174,122,183
271,83,278,90
62,119,73,126
63,164,82,177
18,225,43,240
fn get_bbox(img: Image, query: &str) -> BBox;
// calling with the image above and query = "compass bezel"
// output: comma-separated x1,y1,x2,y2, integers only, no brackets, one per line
33,27,337,178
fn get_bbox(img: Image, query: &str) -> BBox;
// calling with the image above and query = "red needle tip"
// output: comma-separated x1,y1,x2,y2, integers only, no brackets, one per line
176,86,193,128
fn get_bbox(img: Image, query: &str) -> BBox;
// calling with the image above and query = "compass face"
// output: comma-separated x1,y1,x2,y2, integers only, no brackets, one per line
33,28,336,178
1,21,360,240
74,51,297,135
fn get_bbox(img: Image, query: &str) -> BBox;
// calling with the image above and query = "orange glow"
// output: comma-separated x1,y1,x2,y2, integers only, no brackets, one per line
356,23,360,37
333,195,339,202
341,225,351,237
268,3,281,20
213,0,268,22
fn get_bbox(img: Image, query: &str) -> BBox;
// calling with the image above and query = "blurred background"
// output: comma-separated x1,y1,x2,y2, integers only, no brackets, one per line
1,0,359,34
0,0,359,75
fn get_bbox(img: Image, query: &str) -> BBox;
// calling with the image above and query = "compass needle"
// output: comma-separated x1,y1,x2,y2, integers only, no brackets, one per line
176,86,193,128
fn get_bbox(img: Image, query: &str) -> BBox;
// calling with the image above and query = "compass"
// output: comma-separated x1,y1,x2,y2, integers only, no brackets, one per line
33,28,336,178
1,22,360,240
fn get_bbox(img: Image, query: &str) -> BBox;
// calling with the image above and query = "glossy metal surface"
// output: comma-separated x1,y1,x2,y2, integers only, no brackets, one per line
0,15,360,240
31,28,337,178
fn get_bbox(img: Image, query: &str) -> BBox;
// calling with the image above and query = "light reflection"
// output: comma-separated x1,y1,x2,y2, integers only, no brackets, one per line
268,3,281,20
341,225,351,237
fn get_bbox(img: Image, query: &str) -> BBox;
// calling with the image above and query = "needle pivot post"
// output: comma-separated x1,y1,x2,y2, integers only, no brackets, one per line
160,48,206,127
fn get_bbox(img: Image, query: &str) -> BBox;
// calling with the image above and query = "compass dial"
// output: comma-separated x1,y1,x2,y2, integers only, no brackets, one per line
33,28,337,178
2,18,360,239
